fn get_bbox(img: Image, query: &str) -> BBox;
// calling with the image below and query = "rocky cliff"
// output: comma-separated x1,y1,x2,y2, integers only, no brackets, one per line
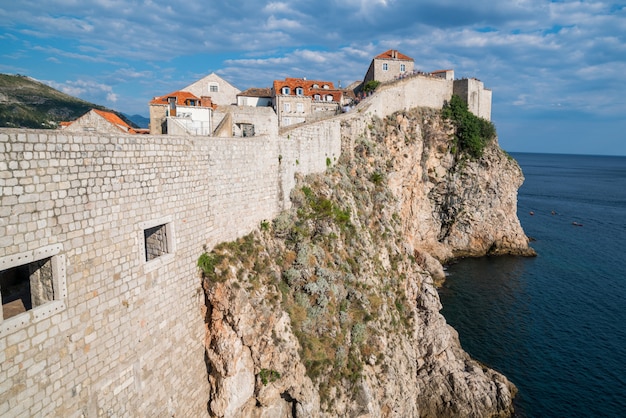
200,107,534,417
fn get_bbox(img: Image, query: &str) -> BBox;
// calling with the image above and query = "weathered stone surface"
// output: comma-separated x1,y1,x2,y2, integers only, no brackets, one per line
201,108,532,417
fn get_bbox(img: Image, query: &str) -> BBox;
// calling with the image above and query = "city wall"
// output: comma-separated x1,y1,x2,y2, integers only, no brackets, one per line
0,120,340,417
0,74,466,416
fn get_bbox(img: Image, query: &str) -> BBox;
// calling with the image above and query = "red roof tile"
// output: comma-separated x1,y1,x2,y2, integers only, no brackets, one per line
238,87,272,97
374,49,414,61
272,78,342,101
93,109,132,129
149,90,202,106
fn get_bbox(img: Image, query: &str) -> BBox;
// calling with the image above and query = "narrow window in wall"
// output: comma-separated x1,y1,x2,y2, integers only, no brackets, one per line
0,244,66,324
296,102,304,113
139,217,175,272
144,224,169,262
1,258,52,319
284,103,291,112
382,63,388,71
400,64,406,72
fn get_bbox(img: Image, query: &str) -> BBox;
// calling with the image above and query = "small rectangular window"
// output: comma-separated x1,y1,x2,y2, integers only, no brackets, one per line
296,103,304,113
209,83,219,92
1,258,53,319
0,244,66,324
144,224,169,262
284,103,291,112
382,63,388,71
140,217,175,272
400,64,406,72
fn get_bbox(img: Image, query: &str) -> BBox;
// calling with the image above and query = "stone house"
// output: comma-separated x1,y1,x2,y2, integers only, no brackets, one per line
272,78,343,127
236,88,273,107
181,72,240,107
149,90,214,135
60,109,145,134
363,49,415,85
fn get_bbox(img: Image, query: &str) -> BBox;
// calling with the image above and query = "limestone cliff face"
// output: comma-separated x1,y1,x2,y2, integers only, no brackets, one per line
201,108,534,417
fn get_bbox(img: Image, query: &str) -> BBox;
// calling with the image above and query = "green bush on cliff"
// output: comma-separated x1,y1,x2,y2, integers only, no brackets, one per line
363,80,380,93
442,95,496,159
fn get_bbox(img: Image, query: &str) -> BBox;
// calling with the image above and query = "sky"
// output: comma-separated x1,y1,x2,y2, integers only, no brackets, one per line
1,0,625,156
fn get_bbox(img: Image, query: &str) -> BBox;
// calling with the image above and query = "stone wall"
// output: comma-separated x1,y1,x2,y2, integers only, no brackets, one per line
363,74,453,118
453,78,492,121
0,125,340,417
0,74,486,416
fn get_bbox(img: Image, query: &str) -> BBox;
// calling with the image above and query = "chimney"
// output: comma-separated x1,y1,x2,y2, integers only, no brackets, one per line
392,50,397,59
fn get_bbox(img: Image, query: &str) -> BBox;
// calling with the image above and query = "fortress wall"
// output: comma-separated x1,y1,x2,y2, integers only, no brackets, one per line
0,126,339,417
479,88,492,121
453,78,492,121
364,75,453,118
0,74,472,417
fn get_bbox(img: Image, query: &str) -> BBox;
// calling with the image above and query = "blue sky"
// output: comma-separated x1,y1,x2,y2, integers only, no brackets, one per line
1,0,625,155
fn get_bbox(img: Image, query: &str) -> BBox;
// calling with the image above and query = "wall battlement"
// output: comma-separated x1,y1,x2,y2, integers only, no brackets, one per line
0,75,477,416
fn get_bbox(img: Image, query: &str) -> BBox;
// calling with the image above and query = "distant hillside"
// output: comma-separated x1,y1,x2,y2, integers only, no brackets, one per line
0,74,137,129
124,113,150,129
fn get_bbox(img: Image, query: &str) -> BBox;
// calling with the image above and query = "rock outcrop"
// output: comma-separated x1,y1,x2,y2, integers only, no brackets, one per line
201,107,533,417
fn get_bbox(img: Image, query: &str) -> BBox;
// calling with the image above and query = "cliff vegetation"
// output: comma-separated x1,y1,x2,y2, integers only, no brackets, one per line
199,106,533,417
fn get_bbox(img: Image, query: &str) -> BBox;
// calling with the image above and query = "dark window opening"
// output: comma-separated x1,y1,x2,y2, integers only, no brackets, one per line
1,257,54,320
145,224,169,262
240,123,255,137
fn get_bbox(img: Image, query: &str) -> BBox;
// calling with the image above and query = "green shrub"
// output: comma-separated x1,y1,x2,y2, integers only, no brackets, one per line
363,80,380,93
369,171,384,185
197,252,222,282
442,95,496,159
259,369,281,385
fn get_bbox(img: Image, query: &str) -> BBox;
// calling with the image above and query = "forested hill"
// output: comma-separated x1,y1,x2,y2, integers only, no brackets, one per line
0,74,136,129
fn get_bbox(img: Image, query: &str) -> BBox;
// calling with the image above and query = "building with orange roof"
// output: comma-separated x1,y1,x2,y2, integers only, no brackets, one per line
363,49,415,85
430,69,455,80
271,77,343,127
60,109,144,134
180,73,240,107
149,91,214,135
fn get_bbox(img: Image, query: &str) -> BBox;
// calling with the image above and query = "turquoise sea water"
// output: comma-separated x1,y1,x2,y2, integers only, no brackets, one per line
438,153,626,417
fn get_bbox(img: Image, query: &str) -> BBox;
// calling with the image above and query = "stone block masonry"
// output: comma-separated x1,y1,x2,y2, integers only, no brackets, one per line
0,125,340,417
0,74,467,416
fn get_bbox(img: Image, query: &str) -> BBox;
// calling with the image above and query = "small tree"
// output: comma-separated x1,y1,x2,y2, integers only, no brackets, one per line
363,80,380,93
442,95,496,159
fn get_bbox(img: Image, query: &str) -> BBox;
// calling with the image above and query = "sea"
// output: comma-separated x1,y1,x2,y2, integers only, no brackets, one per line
438,153,626,417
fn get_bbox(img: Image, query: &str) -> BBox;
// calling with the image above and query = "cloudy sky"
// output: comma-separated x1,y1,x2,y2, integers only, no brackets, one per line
1,0,625,155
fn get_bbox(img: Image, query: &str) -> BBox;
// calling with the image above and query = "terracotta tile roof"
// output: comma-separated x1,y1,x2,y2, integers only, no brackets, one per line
149,90,202,106
374,49,414,61
62,109,141,134
238,87,272,97
272,78,342,101
93,110,149,134
93,109,132,130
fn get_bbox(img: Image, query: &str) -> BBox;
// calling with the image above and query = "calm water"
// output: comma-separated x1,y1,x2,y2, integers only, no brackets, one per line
438,153,626,417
